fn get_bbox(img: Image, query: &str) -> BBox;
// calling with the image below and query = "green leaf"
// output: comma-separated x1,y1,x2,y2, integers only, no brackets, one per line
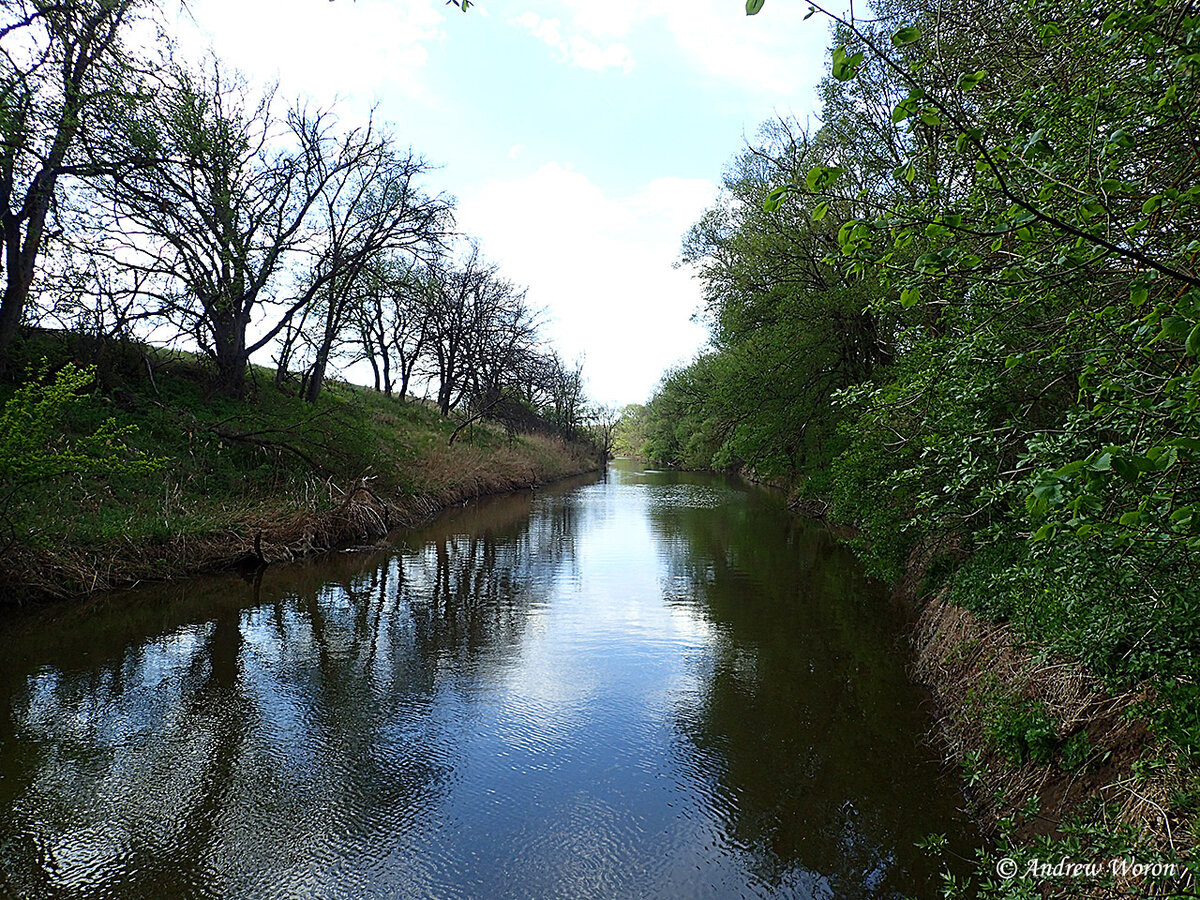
745,0,766,14
1131,285,1149,306
1053,460,1087,478
763,185,791,213
957,70,987,91
811,200,829,221
831,46,864,81
1186,322,1200,357
900,286,920,308
805,165,844,192
891,25,922,45
1170,506,1195,527
1160,316,1192,340
1023,129,1049,156
1107,129,1135,151
1031,522,1057,541
892,97,919,123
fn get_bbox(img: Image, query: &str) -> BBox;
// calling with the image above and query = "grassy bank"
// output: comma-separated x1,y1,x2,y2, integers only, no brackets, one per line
887,541,1198,899
0,335,599,604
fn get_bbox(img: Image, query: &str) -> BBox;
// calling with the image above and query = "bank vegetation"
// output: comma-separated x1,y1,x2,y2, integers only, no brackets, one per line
619,0,1200,894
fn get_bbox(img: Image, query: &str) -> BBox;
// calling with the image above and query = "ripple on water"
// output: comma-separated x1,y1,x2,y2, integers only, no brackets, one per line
0,465,980,899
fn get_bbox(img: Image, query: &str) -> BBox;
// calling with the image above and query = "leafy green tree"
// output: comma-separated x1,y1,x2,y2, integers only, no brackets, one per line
737,0,1200,750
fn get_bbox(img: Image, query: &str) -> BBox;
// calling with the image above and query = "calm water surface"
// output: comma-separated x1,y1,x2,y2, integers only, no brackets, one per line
0,460,980,899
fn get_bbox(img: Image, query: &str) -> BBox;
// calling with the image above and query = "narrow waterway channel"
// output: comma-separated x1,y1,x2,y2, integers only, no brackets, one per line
0,460,981,899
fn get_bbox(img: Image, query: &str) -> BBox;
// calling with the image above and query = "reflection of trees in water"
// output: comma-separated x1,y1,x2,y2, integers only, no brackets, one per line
0,489,581,899
645,472,975,900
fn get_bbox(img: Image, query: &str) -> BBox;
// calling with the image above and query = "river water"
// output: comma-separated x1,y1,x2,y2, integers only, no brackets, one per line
0,460,980,899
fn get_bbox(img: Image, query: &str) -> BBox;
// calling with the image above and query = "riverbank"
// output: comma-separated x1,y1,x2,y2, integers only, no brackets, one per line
895,544,1198,898
630,457,1198,896
0,340,599,605
734,453,1198,896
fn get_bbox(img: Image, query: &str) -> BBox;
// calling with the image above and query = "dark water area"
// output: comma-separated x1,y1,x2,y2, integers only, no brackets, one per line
0,460,980,899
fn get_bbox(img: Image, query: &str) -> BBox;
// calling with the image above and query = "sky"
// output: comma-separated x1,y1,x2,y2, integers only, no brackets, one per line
172,0,835,407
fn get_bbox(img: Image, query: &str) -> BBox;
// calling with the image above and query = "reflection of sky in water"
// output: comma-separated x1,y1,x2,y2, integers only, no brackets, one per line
0,461,979,899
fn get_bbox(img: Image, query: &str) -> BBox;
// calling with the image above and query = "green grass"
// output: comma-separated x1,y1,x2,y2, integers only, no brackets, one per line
2,329,594,560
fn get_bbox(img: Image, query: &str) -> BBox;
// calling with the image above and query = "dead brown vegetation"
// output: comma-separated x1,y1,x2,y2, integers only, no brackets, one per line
2,433,597,603
912,593,1197,897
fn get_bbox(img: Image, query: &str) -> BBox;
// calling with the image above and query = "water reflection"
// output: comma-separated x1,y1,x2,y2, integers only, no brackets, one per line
0,463,978,899
646,470,975,898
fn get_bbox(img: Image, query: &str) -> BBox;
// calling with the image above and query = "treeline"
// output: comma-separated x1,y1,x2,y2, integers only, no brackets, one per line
623,0,1200,758
0,0,588,437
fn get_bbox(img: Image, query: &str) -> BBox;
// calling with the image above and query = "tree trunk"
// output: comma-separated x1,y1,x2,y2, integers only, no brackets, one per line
0,276,27,374
304,345,329,404
211,308,249,397
0,177,53,373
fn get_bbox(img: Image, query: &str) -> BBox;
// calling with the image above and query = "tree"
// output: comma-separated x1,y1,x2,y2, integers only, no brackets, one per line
98,58,400,396
0,0,143,372
422,245,511,416
589,403,619,460
297,127,450,402
351,254,433,397
538,351,586,440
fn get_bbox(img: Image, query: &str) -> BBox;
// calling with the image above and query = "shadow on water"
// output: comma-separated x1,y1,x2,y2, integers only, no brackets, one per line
0,462,980,899
639,464,979,897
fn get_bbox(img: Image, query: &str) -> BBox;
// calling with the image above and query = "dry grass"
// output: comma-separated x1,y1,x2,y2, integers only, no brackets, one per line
2,428,599,602
913,593,1197,898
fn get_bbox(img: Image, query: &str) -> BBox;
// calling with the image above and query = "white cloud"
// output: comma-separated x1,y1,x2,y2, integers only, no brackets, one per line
518,0,831,98
509,11,635,74
458,163,716,406
174,0,446,110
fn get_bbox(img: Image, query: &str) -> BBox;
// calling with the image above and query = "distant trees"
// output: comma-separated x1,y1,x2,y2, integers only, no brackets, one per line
629,121,888,481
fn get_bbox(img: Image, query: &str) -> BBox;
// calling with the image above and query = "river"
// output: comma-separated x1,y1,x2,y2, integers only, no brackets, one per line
0,460,980,899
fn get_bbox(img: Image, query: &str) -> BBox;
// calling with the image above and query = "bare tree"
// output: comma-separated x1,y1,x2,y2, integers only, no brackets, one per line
297,128,450,403
0,0,143,371
354,254,435,398
590,404,619,460
97,58,394,396
422,244,543,423
423,245,488,416
540,352,586,439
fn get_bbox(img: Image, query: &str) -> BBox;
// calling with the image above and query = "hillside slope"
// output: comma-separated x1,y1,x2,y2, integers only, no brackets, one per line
0,336,599,603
